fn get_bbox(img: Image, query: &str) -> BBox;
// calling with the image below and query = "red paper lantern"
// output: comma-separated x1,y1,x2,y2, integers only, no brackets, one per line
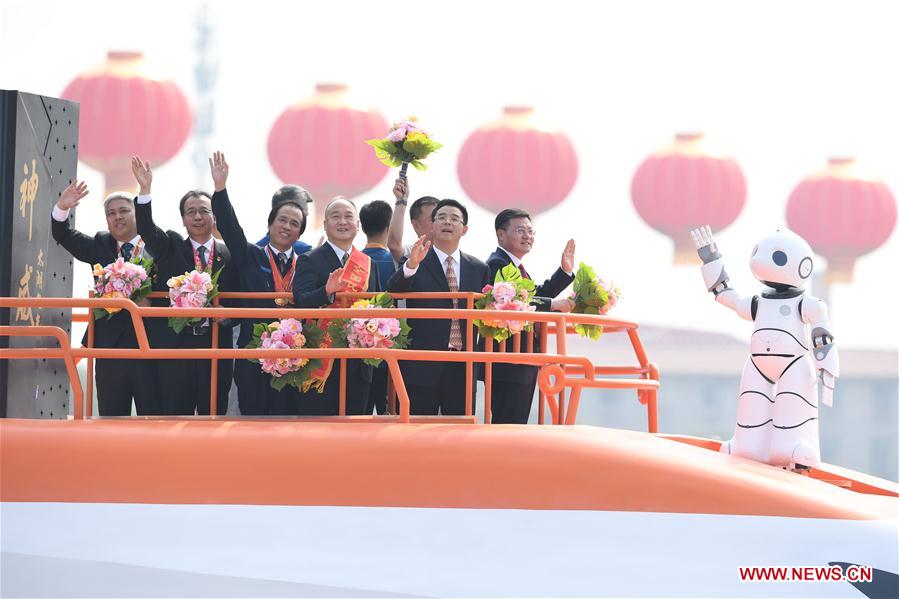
631,133,746,264
786,158,896,283
61,51,192,196
456,106,578,216
267,83,389,227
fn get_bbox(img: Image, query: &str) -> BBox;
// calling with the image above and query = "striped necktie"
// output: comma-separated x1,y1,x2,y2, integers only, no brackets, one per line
445,256,462,350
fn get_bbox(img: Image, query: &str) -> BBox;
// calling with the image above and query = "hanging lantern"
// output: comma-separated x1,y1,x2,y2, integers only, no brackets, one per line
267,83,389,227
786,158,896,283
457,106,578,216
61,51,192,196
631,133,746,264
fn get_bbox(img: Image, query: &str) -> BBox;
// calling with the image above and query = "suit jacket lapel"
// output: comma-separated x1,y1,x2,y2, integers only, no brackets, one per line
183,238,195,267
422,249,449,292
105,235,118,262
322,243,342,271
460,253,475,291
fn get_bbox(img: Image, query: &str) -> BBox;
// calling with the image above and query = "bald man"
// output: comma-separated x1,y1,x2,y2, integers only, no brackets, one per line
293,198,380,416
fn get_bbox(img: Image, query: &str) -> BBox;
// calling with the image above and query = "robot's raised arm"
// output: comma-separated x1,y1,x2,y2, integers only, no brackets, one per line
801,295,839,406
691,226,755,321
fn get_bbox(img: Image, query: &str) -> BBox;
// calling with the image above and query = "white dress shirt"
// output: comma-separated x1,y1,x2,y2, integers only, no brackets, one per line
403,246,462,282
326,240,354,265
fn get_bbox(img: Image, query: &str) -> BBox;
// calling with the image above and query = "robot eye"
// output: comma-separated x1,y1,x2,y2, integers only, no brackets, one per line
772,250,788,266
799,257,813,279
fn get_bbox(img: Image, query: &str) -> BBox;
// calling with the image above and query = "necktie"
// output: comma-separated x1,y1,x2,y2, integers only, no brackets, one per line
277,252,288,275
518,262,531,280
121,242,133,261
197,245,208,271
341,251,350,267
445,256,463,350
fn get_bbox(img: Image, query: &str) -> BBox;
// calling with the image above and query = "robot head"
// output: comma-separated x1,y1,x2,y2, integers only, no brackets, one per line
749,229,814,290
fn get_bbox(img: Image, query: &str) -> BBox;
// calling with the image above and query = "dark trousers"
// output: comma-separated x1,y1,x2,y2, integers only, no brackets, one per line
234,359,301,416
366,364,389,415
158,332,232,415
95,358,160,416
490,377,537,424
297,359,370,416
405,361,474,416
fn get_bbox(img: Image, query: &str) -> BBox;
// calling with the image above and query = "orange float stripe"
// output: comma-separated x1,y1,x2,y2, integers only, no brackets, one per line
1,419,894,520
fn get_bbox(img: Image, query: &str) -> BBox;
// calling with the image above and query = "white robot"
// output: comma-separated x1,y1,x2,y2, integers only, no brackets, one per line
690,226,839,471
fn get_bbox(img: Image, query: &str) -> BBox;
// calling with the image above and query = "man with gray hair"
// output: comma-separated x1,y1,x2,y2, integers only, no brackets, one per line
256,185,313,255
51,180,160,416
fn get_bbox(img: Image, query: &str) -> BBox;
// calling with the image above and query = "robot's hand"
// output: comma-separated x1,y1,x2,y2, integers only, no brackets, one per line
817,369,835,407
690,225,722,264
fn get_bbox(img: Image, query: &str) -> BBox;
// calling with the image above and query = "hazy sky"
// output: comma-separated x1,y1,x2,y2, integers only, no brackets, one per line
2,0,897,349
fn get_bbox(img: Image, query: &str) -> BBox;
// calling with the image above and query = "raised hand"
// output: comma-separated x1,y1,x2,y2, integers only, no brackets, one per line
209,151,229,192
325,267,347,295
131,155,152,194
561,238,576,273
392,177,409,202
406,234,431,269
690,225,721,264
58,180,89,210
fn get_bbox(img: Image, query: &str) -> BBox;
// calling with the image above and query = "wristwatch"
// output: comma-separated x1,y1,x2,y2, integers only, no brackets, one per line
395,199,408,206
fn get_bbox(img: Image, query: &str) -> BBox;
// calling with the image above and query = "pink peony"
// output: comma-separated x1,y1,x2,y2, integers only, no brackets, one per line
386,128,406,143
492,281,517,303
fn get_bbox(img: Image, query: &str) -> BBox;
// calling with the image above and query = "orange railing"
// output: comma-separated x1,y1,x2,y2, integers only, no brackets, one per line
1,294,660,429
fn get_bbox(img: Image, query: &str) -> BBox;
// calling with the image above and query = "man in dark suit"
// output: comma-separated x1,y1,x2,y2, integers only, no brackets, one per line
293,197,379,416
131,156,238,416
484,208,577,424
209,151,308,416
387,199,490,416
50,181,160,416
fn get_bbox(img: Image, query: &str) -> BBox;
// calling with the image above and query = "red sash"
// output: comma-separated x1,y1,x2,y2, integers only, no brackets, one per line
302,249,372,393
192,242,215,273
266,246,297,306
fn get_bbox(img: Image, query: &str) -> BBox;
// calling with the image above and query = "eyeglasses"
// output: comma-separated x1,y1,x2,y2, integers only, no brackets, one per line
434,214,464,224
185,207,212,216
512,226,537,236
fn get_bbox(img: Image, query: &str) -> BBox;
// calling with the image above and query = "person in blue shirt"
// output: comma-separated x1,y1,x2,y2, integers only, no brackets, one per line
256,185,313,255
360,199,397,415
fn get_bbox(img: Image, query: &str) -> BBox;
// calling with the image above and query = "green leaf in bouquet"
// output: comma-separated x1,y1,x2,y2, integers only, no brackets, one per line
410,159,427,171
402,132,442,160
327,319,349,348
574,323,604,340
92,307,109,320
496,263,522,284
168,316,188,334
371,292,395,308
366,139,404,167
271,375,288,391
302,321,325,348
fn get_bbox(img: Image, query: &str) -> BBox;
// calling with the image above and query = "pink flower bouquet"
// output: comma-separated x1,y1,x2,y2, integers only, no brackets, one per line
246,318,324,391
91,256,153,320
366,115,442,178
474,264,538,342
570,262,621,340
167,268,222,334
327,293,411,367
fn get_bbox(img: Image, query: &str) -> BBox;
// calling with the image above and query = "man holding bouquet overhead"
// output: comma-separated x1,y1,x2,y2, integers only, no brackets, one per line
483,208,576,424
292,197,380,416
50,181,160,416
209,151,311,416
132,156,238,416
